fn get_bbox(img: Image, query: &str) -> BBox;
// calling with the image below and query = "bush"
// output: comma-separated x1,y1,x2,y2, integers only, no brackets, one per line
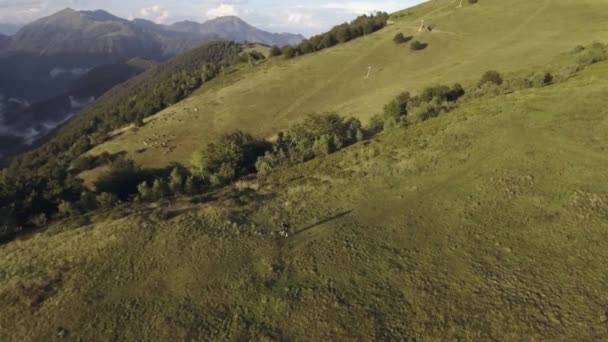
282,46,296,59
556,65,579,81
468,0,479,3
58,200,79,217
97,193,119,209
152,178,170,199
269,45,282,57
576,45,608,67
530,72,553,87
393,33,412,44
410,40,428,50
478,70,503,87
70,155,96,171
184,176,200,195
137,181,153,201
169,167,185,195
191,131,269,186
94,159,148,200
79,191,99,212
0,210,20,242
30,213,48,228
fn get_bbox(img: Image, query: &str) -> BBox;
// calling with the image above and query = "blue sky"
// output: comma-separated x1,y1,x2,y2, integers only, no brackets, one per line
0,0,425,36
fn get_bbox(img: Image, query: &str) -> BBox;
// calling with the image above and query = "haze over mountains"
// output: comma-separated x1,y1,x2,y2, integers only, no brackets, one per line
0,8,304,159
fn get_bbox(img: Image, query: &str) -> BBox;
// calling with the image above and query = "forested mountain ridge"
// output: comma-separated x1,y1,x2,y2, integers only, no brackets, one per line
0,9,304,159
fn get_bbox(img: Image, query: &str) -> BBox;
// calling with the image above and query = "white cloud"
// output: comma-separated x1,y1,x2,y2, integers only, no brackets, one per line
206,4,239,19
286,10,312,25
139,4,171,23
322,1,404,15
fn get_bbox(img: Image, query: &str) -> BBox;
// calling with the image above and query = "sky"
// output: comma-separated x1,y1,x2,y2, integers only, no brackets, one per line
0,0,426,36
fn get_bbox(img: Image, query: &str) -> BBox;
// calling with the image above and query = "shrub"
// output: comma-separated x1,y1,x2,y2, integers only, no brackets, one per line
79,191,99,212
282,46,297,59
255,152,279,176
152,178,170,199
151,207,172,221
478,70,503,87
410,40,428,50
320,34,338,49
269,45,282,57
506,77,533,91
368,114,385,133
576,45,607,67
573,45,585,53
70,156,96,171
191,131,268,186
312,135,333,157
393,33,406,44
556,65,579,81
468,0,478,3
530,72,553,87
382,92,411,127
0,210,20,242
30,213,48,228
94,159,148,200
408,100,443,123
137,181,153,201
58,200,79,217
184,176,200,195
356,129,365,142
97,193,119,209
169,167,185,195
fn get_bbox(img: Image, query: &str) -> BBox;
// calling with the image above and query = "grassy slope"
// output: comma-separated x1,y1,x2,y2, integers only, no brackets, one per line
2,59,607,340
86,0,608,171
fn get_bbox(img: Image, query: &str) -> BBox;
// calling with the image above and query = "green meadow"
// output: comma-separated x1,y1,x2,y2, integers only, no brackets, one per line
2,0,608,340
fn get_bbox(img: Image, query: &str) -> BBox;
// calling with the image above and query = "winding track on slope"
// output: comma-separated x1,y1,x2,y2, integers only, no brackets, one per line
274,0,551,122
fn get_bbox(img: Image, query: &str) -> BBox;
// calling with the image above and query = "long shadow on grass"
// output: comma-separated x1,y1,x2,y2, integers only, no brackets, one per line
295,210,353,236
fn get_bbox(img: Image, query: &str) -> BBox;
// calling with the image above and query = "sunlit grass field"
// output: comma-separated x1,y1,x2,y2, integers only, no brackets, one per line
86,0,608,172
2,56,608,340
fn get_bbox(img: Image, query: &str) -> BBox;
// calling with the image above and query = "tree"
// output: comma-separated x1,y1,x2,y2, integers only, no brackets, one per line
393,33,407,44
478,70,503,87
312,135,332,157
58,200,79,217
152,178,170,199
410,40,428,50
169,167,185,195
282,46,297,59
79,191,99,212
335,26,353,43
137,181,152,201
356,129,365,142
97,193,118,209
95,159,146,200
0,209,19,242
298,40,315,54
269,45,282,57
320,34,338,49
383,92,411,125
184,176,198,195
191,131,267,184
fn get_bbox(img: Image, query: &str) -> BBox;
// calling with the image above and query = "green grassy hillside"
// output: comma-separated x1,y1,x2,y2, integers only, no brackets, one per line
2,55,608,340
87,0,608,170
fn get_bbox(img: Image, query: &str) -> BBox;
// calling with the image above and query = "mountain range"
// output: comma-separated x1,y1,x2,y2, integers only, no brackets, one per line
0,8,304,159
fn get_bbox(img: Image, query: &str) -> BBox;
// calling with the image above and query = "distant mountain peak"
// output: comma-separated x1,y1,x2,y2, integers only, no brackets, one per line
57,8,76,14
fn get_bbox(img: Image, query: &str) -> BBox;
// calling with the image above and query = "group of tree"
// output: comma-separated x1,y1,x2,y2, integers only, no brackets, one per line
2,42,606,242
0,41,243,240
270,12,390,59
255,113,365,175
372,83,465,129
